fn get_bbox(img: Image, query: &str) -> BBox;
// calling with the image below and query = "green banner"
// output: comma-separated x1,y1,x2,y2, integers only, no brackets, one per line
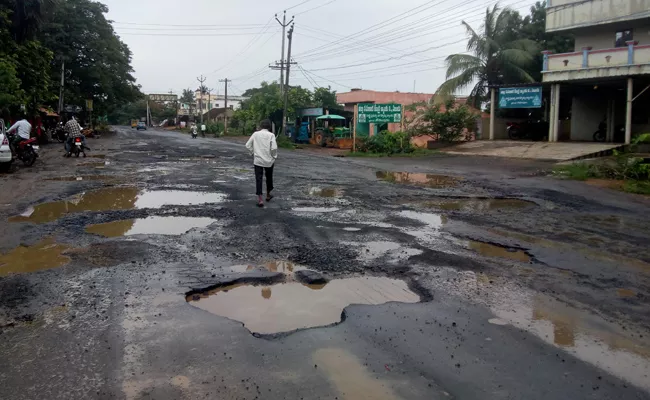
499,86,542,109
358,103,402,124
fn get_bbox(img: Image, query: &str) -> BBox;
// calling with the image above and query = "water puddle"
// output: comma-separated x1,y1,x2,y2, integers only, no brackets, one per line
0,238,71,276
86,217,216,237
229,261,302,274
87,154,106,159
77,161,106,168
45,175,117,182
353,241,422,262
617,288,637,298
468,241,531,263
423,198,534,212
10,188,227,223
343,227,361,232
187,276,419,335
308,187,343,198
313,348,402,400
293,207,340,213
376,171,458,188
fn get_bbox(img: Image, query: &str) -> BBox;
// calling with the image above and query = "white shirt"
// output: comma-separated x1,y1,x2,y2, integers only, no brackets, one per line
7,119,32,140
245,129,278,168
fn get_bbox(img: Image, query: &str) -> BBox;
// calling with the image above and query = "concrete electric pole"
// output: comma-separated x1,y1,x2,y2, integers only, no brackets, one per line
197,75,207,124
220,78,230,135
281,24,294,137
275,11,294,95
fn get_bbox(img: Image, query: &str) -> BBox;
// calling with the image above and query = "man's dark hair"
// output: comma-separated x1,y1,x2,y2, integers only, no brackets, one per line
68,114,76,121
260,119,272,130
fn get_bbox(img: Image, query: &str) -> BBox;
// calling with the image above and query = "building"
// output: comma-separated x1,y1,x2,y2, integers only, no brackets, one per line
193,90,248,112
542,0,650,144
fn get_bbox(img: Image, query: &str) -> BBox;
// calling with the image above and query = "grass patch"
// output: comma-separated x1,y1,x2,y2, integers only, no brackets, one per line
276,134,296,150
553,163,598,181
623,180,650,195
347,149,439,158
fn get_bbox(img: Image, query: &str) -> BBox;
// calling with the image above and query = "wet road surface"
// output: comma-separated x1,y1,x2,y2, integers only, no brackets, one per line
1,127,649,399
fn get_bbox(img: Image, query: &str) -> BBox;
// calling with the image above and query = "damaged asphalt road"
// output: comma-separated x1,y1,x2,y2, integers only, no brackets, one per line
0,127,649,399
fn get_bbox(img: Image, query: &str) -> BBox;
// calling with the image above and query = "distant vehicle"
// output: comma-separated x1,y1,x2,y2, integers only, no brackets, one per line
137,121,147,131
0,119,12,172
131,119,138,129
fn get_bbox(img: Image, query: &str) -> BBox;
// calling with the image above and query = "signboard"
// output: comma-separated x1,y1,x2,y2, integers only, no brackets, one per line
499,86,542,109
299,107,323,117
64,105,83,113
148,93,178,102
358,103,402,124
85,99,93,111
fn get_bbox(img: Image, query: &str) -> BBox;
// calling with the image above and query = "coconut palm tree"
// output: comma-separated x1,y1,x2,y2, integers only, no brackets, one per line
436,4,538,108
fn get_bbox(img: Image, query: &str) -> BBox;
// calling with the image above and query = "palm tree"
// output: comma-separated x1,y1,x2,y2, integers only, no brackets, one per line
436,4,538,108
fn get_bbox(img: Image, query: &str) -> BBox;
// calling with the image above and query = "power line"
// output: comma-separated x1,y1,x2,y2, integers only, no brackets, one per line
295,0,338,15
116,31,279,37
285,0,316,11
112,21,267,27
300,68,352,89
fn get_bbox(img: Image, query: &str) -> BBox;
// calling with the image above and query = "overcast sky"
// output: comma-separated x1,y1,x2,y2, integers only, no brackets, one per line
103,0,540,97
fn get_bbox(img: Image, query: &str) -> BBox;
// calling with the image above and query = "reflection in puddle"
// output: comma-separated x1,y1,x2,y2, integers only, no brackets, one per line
398,210,447,241
308,187,343,198
343,227,361,232
443,272,650,392
293,207,340,213
617,288,637,298
313,348,402,400
0,238,71,276
85,217,216,237
187,277,419,334
355,241,423,261
468,241,531,263
376,171,458,188
229,261,300,274
45,175,117,182
424,198,534,212
10,188,227,223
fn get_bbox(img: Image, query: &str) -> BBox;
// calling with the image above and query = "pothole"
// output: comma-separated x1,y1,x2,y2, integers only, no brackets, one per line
293,207,340,213
468,241,531,263
86,217,217,237
308,187,343,198
186,270,420,335
421,198,534,211
0,238,71,276
10,188,227,224
376,171,459,188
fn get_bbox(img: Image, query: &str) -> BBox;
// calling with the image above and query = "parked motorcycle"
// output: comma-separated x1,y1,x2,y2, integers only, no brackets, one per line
593,121,625,142
507,119,549,141
50,124,67,143
7,133,39,166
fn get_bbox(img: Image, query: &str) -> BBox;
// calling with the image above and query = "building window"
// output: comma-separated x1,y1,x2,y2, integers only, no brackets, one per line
216,104,220,108
615,29,633,47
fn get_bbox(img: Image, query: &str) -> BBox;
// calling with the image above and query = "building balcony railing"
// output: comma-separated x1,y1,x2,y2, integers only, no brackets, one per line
542,41,650,73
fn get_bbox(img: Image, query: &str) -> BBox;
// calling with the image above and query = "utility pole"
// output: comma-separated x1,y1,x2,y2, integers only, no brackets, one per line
197,75,206,124
275,11,294,95
58,60,65,116
205,87,213,122
281,24,294,137
220,78,230,134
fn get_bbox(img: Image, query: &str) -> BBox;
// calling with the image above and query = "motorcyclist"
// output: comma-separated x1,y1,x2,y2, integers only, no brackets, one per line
6,114,32,155
191,122,198,138
64,115,86,157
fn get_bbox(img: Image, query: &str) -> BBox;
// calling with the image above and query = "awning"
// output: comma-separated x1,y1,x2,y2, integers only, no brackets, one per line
316,114,346,120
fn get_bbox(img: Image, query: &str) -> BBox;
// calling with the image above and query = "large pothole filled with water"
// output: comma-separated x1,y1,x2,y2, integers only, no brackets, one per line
10,187,227,223
186,264,420,335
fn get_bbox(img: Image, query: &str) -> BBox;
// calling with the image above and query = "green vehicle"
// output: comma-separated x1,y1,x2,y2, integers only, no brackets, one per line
313,115,351,147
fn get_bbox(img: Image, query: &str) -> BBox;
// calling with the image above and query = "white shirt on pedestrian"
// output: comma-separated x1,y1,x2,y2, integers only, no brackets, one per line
245,129,278,168
7,119,32,140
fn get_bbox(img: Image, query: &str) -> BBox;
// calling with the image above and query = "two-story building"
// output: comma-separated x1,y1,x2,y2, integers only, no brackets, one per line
543,0,650,144
193,90,248,112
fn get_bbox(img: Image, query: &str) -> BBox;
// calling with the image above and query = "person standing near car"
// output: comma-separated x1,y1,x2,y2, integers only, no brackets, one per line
6,114,32,152
245,119,278,208
64,115,85,157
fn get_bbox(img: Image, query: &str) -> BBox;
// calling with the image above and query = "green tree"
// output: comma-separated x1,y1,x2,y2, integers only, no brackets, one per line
313,86,339,109
407,100,478,142
180,88,194,104
40,0,141,116
0,59,22,109
436,4,538,107
2,0,54,42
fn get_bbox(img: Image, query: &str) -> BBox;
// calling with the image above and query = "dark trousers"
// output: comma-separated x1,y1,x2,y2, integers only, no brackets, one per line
254,164,274,196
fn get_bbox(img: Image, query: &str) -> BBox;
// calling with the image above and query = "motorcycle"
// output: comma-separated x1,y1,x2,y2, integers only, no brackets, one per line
191,129,198,139
7,133,39,166
68,135,90,158
593,121,625,142
50,124,67,143
506,119,549,141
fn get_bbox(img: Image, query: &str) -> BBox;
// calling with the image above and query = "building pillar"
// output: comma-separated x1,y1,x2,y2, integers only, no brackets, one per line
627,40,638,65
489,88,496,140
548,84,557,142
542,50,553,72
606,99,614,142
625,78,633,144
581,47,592,68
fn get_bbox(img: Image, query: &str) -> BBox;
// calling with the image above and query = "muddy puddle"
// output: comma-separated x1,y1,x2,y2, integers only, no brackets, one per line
187,276,419,334
46,175,118,182
376,171,458,188
0,238,71,276
308,187,343,198
229,261,300,274
468,241,531,263
10,187,227,224
421,198,534,212
86,216,216,237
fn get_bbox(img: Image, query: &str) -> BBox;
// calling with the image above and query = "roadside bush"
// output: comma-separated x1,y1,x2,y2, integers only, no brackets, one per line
276,134,295,149
406,99,477,142
205,122,224,136
357,130,413,155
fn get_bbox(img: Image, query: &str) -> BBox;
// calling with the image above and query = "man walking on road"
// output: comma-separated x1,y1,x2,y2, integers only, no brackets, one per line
245,119,277,208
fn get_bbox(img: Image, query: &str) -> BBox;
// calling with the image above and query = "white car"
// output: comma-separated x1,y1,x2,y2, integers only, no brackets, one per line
0,119,13,172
